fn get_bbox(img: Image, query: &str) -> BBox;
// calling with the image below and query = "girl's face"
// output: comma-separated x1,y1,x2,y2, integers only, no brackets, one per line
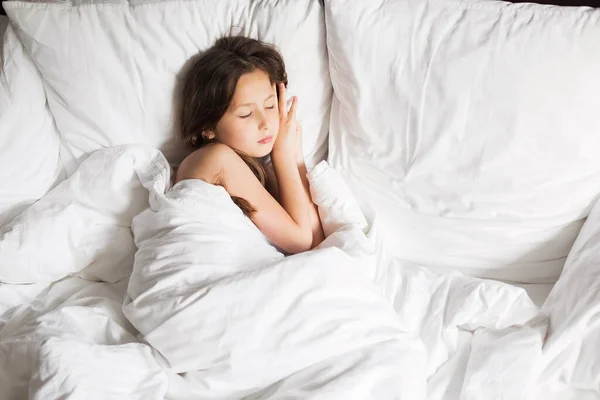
206,69,280,158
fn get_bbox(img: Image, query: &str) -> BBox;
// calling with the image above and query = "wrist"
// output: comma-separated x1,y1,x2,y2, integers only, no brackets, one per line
296,146,304,164
271,145,296,162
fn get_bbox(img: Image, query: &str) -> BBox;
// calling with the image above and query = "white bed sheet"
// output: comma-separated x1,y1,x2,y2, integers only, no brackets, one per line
0,274,554,400
426,282,553,400
0,276,169,400
0,282,50,317
515,283,554,308
0,277,553,400
0,146,556,399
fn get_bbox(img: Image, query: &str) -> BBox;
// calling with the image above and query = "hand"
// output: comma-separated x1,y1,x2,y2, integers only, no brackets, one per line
273,83,300,157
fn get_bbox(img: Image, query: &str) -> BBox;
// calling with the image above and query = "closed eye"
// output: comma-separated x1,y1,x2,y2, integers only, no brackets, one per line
265,106,275,110
240,113,252,119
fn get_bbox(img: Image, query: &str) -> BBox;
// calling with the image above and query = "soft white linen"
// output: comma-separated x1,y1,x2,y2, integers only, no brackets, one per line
514,283,554,308
425,283,551,400
0,146,165,284
0,146,549,399
122,148,544,399
325,0,600,284
0,278,553,400
0,276,169,400
535,198,600,399
0,17,63,227
5,0,331,172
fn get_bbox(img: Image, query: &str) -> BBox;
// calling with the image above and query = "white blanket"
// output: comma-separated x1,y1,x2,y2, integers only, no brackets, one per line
535,196,600,400
0,146,548,399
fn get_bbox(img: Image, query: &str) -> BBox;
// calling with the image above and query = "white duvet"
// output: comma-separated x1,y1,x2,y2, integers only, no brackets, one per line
0,146,550,399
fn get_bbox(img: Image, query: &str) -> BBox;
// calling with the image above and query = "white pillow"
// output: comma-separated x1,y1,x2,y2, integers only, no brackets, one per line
325,0,600,283
0,18,63,227
5,0,332,173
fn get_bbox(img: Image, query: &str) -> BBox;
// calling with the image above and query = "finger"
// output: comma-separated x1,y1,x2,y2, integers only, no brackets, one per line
288,96,298,120
278,83,287,117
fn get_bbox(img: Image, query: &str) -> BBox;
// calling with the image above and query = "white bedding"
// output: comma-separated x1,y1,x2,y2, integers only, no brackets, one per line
0,278,554,400
0,145,579,399
5,0,332,171
0,17,63,227
325,0,600,284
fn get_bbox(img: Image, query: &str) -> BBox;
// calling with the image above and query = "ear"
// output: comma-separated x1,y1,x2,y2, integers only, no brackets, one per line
201,130,216,141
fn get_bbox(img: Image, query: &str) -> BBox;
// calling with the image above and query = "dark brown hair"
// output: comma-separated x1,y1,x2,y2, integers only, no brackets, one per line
179,35,288,217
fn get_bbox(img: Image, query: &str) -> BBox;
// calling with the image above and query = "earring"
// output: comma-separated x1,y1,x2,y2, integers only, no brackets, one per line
202,130,215,141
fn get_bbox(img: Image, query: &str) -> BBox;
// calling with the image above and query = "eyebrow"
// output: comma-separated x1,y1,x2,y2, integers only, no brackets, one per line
234,94,276,109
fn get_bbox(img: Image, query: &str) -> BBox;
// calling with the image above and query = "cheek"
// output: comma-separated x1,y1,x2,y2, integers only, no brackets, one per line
218,119,248,142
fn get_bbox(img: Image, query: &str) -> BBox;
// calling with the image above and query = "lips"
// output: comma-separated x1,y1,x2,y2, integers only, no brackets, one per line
258,136,273,144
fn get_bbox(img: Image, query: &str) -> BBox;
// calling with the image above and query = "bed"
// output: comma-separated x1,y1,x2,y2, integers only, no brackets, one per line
1,0,600,398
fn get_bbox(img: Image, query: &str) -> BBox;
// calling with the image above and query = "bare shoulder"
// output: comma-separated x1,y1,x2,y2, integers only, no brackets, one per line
175,143,241,184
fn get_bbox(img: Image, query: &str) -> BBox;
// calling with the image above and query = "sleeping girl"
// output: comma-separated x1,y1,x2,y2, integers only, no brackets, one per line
175,35,325,254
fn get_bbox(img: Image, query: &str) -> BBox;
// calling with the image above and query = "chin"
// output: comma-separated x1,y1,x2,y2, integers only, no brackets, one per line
251,146,273,159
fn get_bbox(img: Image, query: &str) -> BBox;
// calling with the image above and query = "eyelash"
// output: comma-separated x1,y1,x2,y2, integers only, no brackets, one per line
240,106,276,119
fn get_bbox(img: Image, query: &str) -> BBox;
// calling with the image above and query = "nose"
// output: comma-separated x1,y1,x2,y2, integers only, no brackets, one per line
258,112,269,131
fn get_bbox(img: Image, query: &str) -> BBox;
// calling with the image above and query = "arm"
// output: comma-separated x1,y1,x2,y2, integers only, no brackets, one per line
295,150,325,248
264,161,280,202
177,143,314,254
221,145,313,254
259,89,324,249
271,85,324,249
269,146,313,250
264,152,324,248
